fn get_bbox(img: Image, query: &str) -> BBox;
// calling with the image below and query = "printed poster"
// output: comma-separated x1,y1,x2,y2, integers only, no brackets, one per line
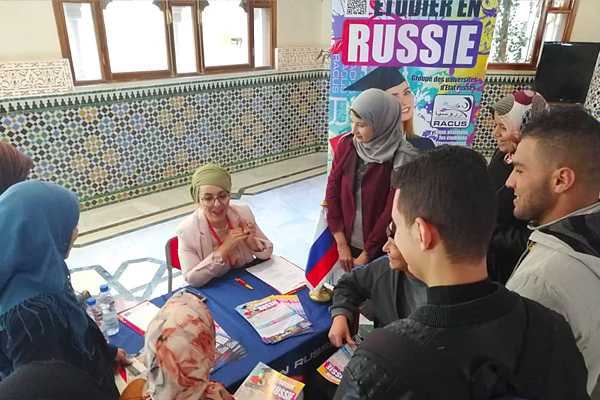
328,0,499,165
317,335,363,385
234,362,305,400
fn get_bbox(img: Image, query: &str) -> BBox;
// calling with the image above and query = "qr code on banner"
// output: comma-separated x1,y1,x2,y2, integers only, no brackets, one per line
346,0,369,17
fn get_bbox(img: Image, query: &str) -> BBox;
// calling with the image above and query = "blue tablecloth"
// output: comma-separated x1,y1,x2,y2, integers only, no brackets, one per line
109,268,334,389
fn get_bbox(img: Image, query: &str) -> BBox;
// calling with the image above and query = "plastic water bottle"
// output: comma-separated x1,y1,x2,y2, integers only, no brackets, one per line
86,297,107,340
98,284,119,336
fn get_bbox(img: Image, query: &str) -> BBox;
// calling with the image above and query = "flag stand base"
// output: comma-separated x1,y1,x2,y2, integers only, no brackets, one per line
309,286,332,303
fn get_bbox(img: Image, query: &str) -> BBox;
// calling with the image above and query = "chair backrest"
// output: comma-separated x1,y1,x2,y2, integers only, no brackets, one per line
166,236,181,270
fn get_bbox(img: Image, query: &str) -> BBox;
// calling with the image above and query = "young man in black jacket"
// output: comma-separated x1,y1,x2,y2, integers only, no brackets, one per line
328,229,427,347
334,146,589,400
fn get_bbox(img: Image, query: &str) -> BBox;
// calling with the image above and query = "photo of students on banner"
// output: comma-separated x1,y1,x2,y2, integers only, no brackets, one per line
344,67,435,151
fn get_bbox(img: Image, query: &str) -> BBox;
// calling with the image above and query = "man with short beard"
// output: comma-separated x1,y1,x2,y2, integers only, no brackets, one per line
506,105,600,394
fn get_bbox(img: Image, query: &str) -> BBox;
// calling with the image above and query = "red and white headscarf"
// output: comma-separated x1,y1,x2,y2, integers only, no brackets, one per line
492,90,549,134
144,291,233,400
492,90,549,163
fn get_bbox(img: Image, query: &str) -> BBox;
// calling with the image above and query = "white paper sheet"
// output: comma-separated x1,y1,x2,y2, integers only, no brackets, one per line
119,301,161,334
246,255,306,294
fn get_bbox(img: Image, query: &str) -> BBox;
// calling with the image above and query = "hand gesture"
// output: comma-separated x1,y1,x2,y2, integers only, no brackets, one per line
219,227,248,258
337,244,354,272
328,315,356,348
239,219,256,243
112,348,133,371
353,252,369,268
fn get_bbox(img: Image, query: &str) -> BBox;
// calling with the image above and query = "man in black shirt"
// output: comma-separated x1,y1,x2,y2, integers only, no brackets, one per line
334,146,589,400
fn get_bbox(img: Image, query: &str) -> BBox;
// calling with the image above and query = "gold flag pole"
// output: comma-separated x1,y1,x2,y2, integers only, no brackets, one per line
309,285,333,302
308,200,333,303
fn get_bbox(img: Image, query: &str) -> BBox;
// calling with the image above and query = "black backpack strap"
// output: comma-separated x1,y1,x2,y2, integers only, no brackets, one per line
357,326,469,400
509,298,553,398
359,300,553,400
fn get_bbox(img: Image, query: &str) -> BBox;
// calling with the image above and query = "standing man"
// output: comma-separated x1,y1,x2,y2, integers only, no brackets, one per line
334,146,589,400
506,105,600,394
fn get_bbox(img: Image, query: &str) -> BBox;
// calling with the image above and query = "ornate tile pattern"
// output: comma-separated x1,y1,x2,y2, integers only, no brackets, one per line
1,71,329,210
474,73,535,157
0,60,74,99
277,47,331,72
585,52,600,122
0,62,531,210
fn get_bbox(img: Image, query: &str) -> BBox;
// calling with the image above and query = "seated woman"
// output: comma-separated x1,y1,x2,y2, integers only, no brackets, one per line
0,142,33,195
0,180,127,400
326,89,418,272
120,290,234,400
177,164,273,287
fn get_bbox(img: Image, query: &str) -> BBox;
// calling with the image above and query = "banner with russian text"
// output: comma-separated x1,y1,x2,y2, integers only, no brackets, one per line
328,0,498,165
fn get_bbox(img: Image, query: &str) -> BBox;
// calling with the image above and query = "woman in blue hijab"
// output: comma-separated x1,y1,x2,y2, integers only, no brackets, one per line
0,180,121,399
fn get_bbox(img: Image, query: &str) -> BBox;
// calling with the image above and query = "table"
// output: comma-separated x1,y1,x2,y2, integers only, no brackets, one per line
109,268,335,390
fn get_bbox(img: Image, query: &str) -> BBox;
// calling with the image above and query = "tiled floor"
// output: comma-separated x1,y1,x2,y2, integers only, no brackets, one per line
75,152,326,246
67,174,327,309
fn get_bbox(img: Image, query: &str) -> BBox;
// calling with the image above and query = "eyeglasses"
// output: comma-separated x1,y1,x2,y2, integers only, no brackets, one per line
200,192,230,207
386,222,396,239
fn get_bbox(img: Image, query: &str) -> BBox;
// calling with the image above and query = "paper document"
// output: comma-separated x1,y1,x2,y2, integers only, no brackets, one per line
246,255,306,294
118,301,161,335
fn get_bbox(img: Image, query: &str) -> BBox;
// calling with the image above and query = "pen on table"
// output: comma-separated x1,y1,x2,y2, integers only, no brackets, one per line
235,278,253,290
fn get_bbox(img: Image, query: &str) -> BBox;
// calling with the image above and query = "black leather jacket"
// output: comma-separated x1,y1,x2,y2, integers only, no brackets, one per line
334,285,589,400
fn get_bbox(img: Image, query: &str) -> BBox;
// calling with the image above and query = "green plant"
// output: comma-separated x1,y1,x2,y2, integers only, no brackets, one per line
490,0,531,63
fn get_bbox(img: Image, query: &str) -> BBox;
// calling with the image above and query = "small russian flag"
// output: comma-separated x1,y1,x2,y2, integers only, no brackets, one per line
305,207,341,290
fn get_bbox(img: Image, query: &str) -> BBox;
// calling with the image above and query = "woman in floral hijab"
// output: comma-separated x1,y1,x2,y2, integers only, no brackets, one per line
120,291,233,400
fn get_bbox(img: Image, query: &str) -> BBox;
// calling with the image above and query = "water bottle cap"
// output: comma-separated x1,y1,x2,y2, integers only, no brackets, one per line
87,298,97,306
99,284,109,293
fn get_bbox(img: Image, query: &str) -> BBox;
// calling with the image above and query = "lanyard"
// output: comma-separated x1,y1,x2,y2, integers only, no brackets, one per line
207,217,236,266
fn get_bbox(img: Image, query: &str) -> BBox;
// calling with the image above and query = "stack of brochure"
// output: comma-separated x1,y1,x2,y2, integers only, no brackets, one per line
267,295,312,330
213,321,246,372
235,295,312,344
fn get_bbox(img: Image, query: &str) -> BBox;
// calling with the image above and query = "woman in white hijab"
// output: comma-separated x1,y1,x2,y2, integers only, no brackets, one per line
325,89,418,272
488,90,549,283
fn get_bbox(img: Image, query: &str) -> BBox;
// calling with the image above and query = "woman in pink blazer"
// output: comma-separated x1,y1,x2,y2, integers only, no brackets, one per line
176,164,273,287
